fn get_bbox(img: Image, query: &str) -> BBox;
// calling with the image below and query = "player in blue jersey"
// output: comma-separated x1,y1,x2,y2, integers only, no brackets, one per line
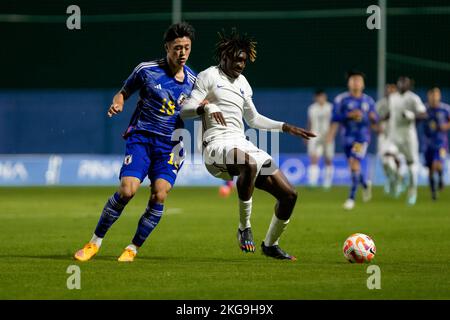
423,87,450,200
327,71,378,210
74,22,198,262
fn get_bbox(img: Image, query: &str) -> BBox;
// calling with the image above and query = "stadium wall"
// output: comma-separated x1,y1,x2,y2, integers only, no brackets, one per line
0,154,448,187
1,88,449,154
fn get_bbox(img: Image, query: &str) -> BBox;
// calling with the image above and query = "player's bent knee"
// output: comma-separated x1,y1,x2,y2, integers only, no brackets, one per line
286,188,298,204
118,188,137,201
152,190,168,204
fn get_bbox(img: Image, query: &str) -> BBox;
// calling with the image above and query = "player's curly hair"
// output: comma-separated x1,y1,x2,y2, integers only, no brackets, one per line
214,28,257,63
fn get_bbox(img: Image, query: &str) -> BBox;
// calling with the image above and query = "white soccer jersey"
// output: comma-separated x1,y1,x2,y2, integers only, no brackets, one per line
181,66,283,143
387,91,426,143
376,96,389,135
307,102,332,138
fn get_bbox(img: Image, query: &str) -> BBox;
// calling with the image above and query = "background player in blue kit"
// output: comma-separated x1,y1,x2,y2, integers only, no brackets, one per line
423,87,450,200
327,71,378,210
74,22,197,262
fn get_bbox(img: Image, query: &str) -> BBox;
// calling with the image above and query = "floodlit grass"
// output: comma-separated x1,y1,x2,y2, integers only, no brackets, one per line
0,186,449,299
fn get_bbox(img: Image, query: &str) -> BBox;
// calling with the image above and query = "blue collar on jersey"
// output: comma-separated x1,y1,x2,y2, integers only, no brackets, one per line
162,57,189,85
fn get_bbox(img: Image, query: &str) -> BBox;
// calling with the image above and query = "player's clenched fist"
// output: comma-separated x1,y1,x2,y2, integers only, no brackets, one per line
107,103,123,117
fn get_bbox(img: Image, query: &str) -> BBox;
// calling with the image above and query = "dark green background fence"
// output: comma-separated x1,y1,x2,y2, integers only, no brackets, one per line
2,0,449,89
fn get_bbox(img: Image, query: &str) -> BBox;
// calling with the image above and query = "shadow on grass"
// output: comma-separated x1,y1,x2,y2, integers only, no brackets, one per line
0,254,257,264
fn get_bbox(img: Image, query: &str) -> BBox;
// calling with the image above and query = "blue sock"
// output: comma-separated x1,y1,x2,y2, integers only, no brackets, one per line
132,203,164,247
94,192,129,238
359,172,368,189
349,171,358,200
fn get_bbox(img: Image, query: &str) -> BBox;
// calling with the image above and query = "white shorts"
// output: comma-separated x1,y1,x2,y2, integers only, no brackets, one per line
377,134,399,158
392,137,419,164
307,137,334,160
203,138,274,181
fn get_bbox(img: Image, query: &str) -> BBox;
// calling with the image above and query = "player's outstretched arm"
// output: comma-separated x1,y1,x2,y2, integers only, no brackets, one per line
282,123,316,140
107,90,127,118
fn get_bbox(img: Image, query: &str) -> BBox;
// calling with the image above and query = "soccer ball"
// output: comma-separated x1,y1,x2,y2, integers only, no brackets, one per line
342,233,376,263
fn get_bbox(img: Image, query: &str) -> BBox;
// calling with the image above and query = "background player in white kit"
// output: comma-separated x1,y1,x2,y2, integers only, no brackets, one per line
376,83,404,196
181,29,316,260
306,89,334,188
387,76,427,205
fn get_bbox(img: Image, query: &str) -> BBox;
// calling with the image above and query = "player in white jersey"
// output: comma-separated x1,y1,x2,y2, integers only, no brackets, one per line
376,83,404,196
387,76,427,205
181,29,315,260
306,89,334,188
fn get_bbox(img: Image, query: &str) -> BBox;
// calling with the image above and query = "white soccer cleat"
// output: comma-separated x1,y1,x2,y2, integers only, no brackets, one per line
343,199,355,210
362,181,372,202
407,188,417,206
323,178,332,190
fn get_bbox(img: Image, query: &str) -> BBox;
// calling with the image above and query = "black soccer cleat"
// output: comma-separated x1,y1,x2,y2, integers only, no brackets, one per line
237,228,256,253
261,241,297,261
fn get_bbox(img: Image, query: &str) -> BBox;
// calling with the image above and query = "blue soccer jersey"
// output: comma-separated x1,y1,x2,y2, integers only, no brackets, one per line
121,58,197,138
118,58,196,186
423,103,450,166
332,92,377,159
424,103,450,149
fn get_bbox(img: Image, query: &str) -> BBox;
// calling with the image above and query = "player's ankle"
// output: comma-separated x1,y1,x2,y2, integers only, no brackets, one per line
126,244,139,254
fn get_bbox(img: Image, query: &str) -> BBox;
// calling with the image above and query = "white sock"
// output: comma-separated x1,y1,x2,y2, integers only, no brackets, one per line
239,198,252,231
382,157,397,181
308,164,320,186
90,234,103,247
324,165,334,186
126,244,138,254
264,214,290,247
408,164,418,194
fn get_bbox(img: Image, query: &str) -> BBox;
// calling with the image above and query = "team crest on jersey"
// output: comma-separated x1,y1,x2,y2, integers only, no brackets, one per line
124,155,132,165
362,102,369,112
177,93,188,106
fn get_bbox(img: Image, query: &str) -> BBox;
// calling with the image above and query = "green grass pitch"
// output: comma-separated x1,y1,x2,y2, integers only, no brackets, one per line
0,185,449,299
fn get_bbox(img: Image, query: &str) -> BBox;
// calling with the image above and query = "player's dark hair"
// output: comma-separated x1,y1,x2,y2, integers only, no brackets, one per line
397,75,415,90
214,28,257,63
346,69,366,82
427,86,440,93
164,21,195,43
315,89,326,96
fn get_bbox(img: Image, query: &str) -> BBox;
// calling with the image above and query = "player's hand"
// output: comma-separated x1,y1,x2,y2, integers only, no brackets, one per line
211,112,227,126
283,123,316,140
107,103,123,117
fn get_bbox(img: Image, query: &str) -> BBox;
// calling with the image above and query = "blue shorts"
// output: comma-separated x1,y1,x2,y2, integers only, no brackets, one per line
344,141,368,161
119,132,184,186
424,146,447,167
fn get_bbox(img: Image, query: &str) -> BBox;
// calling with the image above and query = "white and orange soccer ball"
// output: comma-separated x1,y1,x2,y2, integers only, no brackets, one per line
342,233,376,263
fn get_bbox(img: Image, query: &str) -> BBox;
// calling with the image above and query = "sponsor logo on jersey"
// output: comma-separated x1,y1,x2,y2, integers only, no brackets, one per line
154,84,162,90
